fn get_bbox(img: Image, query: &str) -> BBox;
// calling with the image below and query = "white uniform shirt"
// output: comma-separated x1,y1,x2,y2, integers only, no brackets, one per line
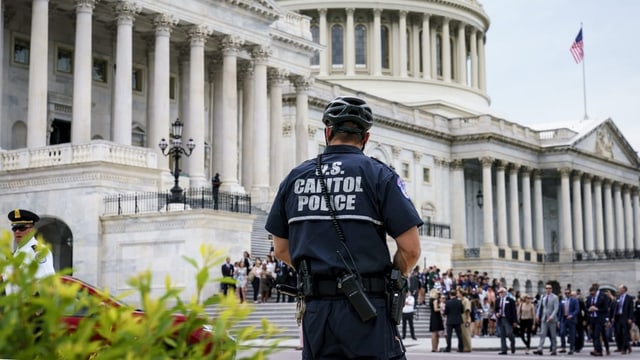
3,236,55,295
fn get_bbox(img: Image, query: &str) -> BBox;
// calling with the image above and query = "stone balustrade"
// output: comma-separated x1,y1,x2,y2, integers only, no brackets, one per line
0,141,157,171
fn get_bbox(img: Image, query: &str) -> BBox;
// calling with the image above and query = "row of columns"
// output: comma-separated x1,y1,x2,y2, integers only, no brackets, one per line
452,158,640,260
19,0,311,201
314,8,486,90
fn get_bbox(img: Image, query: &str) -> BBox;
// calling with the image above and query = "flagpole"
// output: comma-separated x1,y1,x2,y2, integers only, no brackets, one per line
580,23,588,120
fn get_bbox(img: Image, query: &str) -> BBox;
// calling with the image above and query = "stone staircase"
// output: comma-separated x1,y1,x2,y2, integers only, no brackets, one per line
230,206,434,339
205,301,433,339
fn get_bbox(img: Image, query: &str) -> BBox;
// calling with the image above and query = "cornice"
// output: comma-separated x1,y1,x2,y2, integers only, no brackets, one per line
222,0,280,21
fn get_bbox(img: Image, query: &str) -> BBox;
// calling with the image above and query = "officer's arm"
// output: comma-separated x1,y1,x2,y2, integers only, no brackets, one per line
272,235,293,268
392,226,421,276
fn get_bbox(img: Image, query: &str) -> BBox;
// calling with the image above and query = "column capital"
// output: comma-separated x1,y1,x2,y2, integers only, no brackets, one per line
318,8,328,16
532,169,543,179
572,170,583,179
450,159,464,170
603,178,612,187
391,146,402,158
268,68,289,85
114,1,141,24
520,166,531,176
583,173,593,181
75,0,97,13
399,10,408,17
622,184,631,193
187,24,212,46
153,13,178,35
422,13,431,21
292,75,313,91
480,156,493,167
558,167,572,177
220,35,245,55
495,159,507,171
509,163,520,173
593,175,602,184
238,60,254,79
613,181,622,190
251,46,271,64
346,8,355,15
373,8,382,16
413,150,423,162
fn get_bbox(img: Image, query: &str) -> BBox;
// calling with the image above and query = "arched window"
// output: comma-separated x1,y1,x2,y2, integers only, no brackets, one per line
331,24,344,67
355,24,367,67
419,30,423,73
310,25,320,66
381,25,390,70
132,124,146,147
11,121,27,149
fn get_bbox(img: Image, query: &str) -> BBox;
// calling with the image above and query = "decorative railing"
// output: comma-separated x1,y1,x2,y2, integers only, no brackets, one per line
0,141,157,171
103,188,252,216
418,222,451,239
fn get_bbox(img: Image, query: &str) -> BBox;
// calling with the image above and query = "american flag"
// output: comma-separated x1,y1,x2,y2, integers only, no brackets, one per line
570,28,584,63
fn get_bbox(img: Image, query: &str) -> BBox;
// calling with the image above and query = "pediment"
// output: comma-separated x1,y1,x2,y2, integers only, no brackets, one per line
573,120,639,167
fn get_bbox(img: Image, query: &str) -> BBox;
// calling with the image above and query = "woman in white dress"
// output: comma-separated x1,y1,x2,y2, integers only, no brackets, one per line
234,260,248,303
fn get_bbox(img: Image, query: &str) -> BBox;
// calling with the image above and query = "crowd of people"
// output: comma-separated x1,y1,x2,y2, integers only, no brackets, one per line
407,266,640,355
219,248,297,304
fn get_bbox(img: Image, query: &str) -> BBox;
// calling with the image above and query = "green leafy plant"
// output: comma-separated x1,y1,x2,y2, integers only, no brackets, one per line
0,231,282,359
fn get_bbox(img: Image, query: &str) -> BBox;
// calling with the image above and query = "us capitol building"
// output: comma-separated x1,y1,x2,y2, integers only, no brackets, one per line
1,0,638,301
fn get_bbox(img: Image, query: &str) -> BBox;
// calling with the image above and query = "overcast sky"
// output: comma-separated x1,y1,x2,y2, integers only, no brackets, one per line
480,0,640,152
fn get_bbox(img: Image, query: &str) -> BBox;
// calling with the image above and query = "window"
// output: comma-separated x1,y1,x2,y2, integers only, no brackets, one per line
132,124,145,147
423,167,431,184
310,25,320,66
132,67,144,92
92,58,108,83
419,31,424,73
401,162,410,179
169,75,177,100
56,47,73,74
13,37,30,65
331,24,344,67
381,26,390,70
436,34,442,77
355,24,367,67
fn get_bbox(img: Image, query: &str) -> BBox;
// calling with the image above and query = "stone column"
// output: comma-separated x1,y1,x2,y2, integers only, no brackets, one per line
269,68,288,193
239,61,254,190
613,183,625,256
603,180,614,256
421,14,431,80
521,167,533,251
251,46,270,202
470,29,478,88
185,25,210,188
345,8,355,76
583,174,595,256
372,9,382,76
623,185,633,257
293,76,312,164
150,14,176,170
219,35,245,192
509,164,520,249
318,8,328,76
533,170,544,252
451,159,467,259
478,32,486,92
495,161,508,248
593,177,605,257
398,10,408,77
633,189,640,257
559,168,573,261
113,1,140,145
71,0,97,144
456,22,466,85
572,171,584,254
209,55,223,175
27,0,49,148
442,18,451,82
480,157,495,253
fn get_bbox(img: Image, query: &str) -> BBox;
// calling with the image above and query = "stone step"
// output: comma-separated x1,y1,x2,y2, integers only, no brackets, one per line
206,301,433,339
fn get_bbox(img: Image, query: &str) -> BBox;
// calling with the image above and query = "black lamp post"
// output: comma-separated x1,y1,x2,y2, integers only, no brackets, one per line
159,119,196,204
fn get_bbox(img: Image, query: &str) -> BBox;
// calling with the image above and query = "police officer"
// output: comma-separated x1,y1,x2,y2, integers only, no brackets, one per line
3,209,55,295
265,96,422,359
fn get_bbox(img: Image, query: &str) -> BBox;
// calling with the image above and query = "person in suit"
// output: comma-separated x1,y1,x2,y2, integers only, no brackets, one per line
614,284,634,354
559,289,580,354
587,283,611,356
220,257,235,296
495,287,517,355
443,290,464,353
533,282,559,355
575,289,587,353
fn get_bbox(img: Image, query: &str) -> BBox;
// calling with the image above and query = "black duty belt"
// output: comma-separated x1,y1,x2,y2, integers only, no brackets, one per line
311,276,387,297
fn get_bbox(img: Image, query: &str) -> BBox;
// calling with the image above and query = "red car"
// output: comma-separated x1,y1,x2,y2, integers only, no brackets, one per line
58,275,234,357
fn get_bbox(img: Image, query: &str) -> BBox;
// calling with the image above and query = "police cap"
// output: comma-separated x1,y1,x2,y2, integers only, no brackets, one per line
7,209,40,225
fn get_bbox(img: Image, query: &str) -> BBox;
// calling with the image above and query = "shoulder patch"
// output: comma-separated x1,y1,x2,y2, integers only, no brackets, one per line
397,176,410,199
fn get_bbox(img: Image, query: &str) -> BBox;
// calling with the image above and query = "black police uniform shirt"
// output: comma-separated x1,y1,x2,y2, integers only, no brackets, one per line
265,144,423,276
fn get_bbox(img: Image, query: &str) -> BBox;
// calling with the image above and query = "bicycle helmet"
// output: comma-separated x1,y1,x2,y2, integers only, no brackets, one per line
322,96,373,132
